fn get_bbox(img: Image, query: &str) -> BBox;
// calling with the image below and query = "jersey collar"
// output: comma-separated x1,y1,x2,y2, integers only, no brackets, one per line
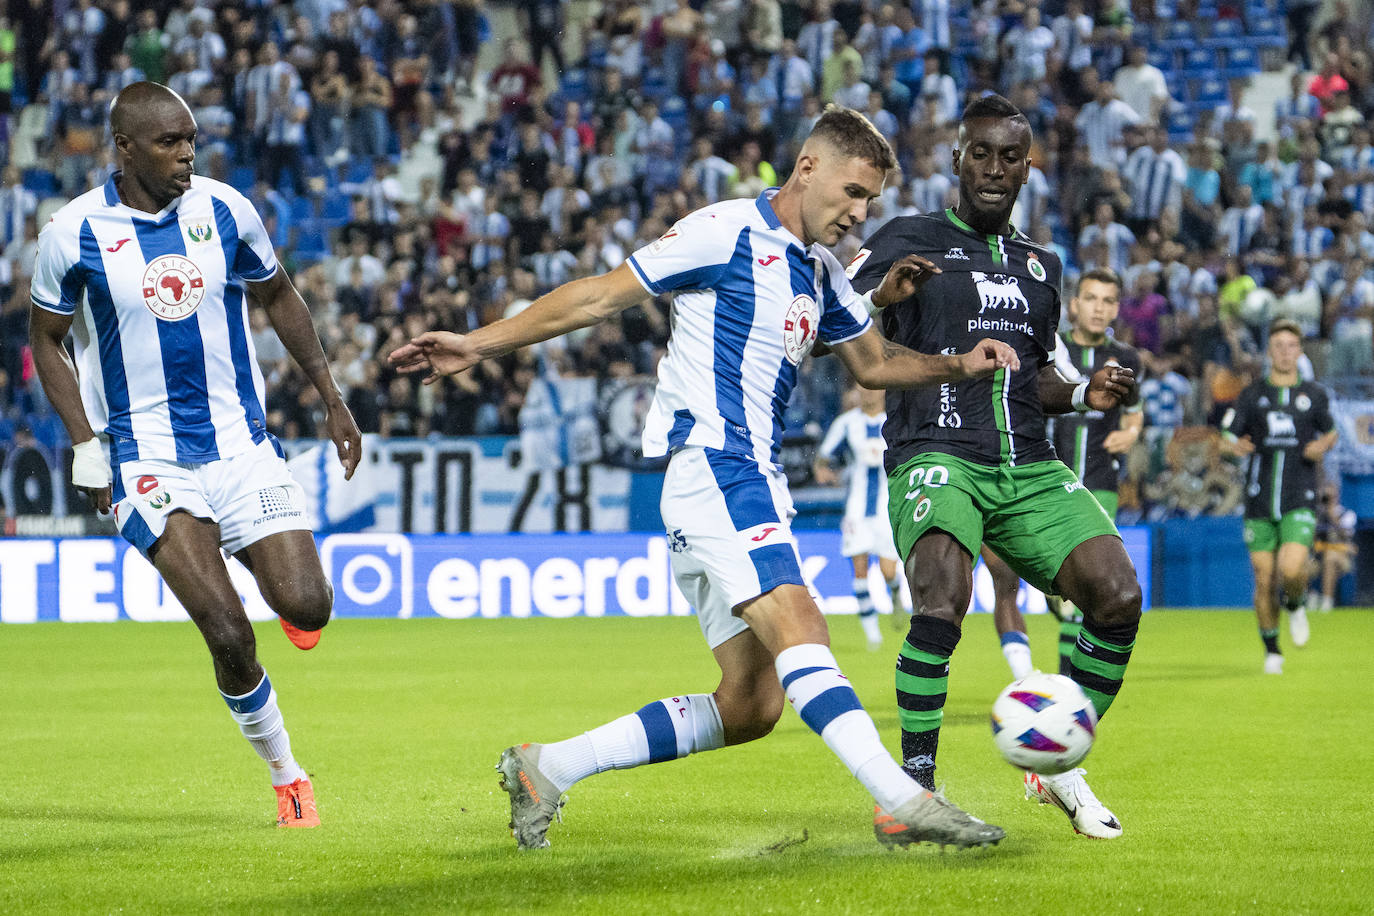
103,171,187,223
756,188,807,250
944,207,1018,240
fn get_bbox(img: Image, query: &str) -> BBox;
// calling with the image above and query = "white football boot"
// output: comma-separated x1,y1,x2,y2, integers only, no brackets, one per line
1264,652,1284,675
1288,606,1310,648
1024,768,1122,839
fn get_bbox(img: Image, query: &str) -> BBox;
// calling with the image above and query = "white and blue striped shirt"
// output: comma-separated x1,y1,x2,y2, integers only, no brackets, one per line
628,191,872,467
1122,145,1186,220
817,407,889,520
31,174,279,464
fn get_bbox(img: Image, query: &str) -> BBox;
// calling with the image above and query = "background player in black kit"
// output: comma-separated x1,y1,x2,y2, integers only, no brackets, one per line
1220,319,1337,674
849,95,1141,839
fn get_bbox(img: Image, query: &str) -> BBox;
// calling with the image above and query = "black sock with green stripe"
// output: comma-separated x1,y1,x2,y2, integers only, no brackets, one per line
1067,617,1138,720
897,615,961,791
1260,628,1281,655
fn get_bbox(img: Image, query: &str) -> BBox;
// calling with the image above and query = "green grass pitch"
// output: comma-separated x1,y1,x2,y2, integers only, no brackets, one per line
2,609,1370,915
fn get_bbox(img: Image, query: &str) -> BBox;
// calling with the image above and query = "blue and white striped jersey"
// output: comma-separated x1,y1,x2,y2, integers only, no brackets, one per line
32,174,279,464
818,407,889,520
628,190,872,467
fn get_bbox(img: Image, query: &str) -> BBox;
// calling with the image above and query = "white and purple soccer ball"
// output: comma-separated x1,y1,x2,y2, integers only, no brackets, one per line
990,673,1097,775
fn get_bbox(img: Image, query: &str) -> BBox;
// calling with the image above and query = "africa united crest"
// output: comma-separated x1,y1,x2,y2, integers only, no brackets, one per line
782,294,819,364
141,255,206,321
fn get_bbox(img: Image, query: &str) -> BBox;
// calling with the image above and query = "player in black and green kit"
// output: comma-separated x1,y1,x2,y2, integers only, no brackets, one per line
1220,319,1337,674
849,95,1141,838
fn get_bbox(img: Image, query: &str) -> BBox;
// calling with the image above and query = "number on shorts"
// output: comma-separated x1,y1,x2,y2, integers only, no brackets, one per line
904,465,948,500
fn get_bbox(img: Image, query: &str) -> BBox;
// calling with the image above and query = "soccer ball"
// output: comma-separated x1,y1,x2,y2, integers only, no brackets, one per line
990,673,1097,774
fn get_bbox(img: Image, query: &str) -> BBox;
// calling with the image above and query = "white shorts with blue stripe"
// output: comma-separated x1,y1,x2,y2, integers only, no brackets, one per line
112,438,308,558
840,513,900,561
661,446,808,649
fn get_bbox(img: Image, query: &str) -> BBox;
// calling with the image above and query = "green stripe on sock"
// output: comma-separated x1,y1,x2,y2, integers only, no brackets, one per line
895,670,948,695
898,643,947,666
899,709,943,733
1071,652,1128,682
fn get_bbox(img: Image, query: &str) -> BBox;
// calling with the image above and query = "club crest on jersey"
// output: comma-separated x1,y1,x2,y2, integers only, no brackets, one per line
141,255,206,321
782,294,819,364
1295,393,1311,412
186,223,214,244
972,271,1029,314
845,248,872,279
1027,252,1046,282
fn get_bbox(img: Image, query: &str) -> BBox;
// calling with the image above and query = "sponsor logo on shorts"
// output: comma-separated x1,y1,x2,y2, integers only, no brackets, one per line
136,474,172,510
1063,480,1085,494
740,522,786,545
254,486,303,525
667,528,687,552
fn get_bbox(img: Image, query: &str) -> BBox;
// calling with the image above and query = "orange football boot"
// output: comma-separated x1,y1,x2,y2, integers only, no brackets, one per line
275,778,320,828
279,618,322,650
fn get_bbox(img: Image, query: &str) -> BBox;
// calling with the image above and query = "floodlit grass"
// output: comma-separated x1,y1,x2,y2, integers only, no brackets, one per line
2,609,1370,914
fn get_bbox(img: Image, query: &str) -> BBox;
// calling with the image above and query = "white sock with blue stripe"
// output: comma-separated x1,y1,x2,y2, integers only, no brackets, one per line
536,694,725,793
776,644,920,813
1000,631,1033,680
221,672,307,786
854,576,882,645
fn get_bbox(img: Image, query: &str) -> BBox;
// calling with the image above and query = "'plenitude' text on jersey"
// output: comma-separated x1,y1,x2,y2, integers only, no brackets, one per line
1221,378,1334,519
32,174,279,464
1048,332,1143,491
817,408,889,520
849,209,1063,471
628,190,871,467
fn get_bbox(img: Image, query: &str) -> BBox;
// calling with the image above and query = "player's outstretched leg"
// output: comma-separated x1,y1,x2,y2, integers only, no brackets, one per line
223,673,319,827
497,693,726,850
1040,535,1141,838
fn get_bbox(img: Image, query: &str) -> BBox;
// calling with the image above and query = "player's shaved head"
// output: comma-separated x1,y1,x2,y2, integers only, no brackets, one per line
110,81,193,138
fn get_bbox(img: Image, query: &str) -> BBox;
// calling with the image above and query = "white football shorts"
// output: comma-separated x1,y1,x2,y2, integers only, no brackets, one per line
112,438,309,558
840,513,900,561
660,446,808,649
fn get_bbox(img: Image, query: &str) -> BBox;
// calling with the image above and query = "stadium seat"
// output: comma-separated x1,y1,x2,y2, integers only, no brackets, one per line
294,221,330,263
558,68,590,105
1225,46,1260,76
345,158,373,184
228,166,255,192
21,168,56,196
1247,15,1288,48
1167,108,1197,143
288,193,314,223
1203,18,1245,48
1192,77,1229,105
1155,19,1196,49
1148,48,1174,71
660,97,689,132
1182,47,1219,73
320,191,351,223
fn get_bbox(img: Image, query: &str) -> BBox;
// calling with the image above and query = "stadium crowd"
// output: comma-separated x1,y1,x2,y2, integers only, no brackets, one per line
0,0,1370,521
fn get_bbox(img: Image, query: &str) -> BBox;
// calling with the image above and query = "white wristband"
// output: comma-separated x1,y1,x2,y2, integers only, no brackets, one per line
1071,381,1091,413
71,437,112,489
859,290,882,316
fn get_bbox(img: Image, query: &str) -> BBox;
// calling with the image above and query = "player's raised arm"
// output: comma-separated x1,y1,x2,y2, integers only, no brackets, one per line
248,269,362,480
389,260,649,384
1039,363,1136,415
831,324,1019,388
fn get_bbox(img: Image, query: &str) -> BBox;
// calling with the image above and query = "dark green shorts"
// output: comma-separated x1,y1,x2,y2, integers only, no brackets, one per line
887,454,1120,594
1244,509,1316,552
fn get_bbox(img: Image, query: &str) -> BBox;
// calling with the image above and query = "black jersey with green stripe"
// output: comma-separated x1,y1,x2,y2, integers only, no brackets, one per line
1221,378,1334,520
1048,333,1143,492
848,209,1063,471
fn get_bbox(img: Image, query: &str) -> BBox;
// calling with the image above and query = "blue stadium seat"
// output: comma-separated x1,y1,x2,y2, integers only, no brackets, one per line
1155,19,1195,49
345,158,373,184
1247,15,1288,48
228,166,255,192
1192,77,1229,105
320,191,351,223
288,193,314,223
1148,48,1174,71
294,221,330,262
1167,108,1196,142
660,97,689,131
1182,47,1219,72
21,169,56,196
1225,46,1260,76
558,68,590,105
1203,18,1245,48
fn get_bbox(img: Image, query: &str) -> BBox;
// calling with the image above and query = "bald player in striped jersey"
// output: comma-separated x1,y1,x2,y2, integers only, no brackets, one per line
29,82,360,827
394,106,1017,852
